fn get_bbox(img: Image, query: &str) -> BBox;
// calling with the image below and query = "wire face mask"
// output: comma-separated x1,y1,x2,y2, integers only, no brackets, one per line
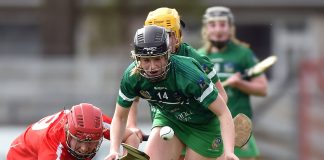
134,51,171,82
66,129,103,160
132,25,171,82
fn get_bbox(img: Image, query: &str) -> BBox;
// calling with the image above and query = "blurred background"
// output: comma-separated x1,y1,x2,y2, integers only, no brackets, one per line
1,0,324,159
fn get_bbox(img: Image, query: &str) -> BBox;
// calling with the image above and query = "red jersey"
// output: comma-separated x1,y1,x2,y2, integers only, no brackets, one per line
7,110,112,160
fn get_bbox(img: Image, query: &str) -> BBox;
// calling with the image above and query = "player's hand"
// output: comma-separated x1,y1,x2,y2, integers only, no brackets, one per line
224,152,239,160
104,151,119,160
217,151,239,160
224,72,242,87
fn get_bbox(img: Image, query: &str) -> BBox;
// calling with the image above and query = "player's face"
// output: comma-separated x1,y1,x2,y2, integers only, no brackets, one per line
139,55,168,78
206,19,231,42
68,136,100,155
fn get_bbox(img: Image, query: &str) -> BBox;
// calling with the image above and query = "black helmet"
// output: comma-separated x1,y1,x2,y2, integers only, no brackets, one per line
132,25,171,82
133,25,170,57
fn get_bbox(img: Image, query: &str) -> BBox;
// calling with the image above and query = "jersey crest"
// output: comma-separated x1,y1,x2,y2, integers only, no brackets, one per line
197,77,207,89
211,137,222,149
140,90,152,99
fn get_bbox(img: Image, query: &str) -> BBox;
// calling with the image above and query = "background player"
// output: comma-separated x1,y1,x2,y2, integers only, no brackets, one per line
198,6,268,160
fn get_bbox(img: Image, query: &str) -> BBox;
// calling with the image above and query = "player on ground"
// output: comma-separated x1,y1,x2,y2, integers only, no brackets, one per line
105,25,238,160
7,103,141,160
198,6,268,160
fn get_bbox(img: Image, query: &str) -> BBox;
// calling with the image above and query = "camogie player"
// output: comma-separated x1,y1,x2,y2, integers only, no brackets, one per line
105,25,238,160
126,7,227,142
198,6,268,160
7,103,141,160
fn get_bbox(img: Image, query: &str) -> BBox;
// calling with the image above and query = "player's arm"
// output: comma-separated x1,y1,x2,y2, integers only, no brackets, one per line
225,51,269,96
107,103,130,160
126,97,144,141
215,80,228,103
226,73,268,96
208,95,236,159
106,66,145,159
126,97,139,128
102,111,141,148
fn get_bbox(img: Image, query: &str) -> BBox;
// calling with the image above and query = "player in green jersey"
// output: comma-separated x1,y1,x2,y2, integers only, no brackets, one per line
105,25,238,160
126,7,228,160
198,6,268,160
126,7,227,143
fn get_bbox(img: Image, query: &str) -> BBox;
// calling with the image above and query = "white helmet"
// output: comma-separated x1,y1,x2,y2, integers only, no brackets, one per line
202,6,234,25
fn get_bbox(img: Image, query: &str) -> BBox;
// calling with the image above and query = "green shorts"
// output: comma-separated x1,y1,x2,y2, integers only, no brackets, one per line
234,134,260,157
152,110,223,158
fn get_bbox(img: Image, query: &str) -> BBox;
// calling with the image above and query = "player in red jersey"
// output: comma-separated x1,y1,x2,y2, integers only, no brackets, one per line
7,103,141,160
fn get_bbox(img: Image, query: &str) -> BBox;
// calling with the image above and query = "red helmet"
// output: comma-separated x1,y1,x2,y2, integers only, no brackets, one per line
66,103,103,159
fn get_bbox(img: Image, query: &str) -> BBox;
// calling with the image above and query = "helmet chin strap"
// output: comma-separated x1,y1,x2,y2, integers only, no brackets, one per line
209,40,229,50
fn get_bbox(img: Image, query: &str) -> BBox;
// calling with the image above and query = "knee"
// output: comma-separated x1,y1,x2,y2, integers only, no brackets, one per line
124,132,141,148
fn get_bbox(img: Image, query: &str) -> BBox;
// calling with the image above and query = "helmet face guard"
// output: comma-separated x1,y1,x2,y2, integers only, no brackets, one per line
203,6,234,25
132,25,171,82
66,129,103,159
65,103,103,159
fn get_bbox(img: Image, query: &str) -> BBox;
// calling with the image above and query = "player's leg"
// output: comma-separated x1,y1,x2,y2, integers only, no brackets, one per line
123,128,141,148
121,128,142,156
144,127,185,160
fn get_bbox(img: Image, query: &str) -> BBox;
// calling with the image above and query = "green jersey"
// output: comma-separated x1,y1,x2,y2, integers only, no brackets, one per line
198,41,259,119
177,43,219,83
117,55,219,124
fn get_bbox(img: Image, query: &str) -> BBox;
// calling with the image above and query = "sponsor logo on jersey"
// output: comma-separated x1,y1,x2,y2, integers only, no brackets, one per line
154,86,168,90
140,90,151,99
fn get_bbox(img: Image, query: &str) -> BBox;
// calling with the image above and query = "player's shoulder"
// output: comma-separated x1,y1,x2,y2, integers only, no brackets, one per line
122,62,141,80
170,54,199,65
170,55,205,81
230,40,253,54
196,47,207,55
177,43,196,54
123,62,136,74
179,42,192,48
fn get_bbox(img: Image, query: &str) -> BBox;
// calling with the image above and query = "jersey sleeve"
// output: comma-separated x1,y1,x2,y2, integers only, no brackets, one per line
102,114,112,140
175,57,219,109
190,76,219,109
38,142,65,160
117,63,138,108
182,44,219,83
